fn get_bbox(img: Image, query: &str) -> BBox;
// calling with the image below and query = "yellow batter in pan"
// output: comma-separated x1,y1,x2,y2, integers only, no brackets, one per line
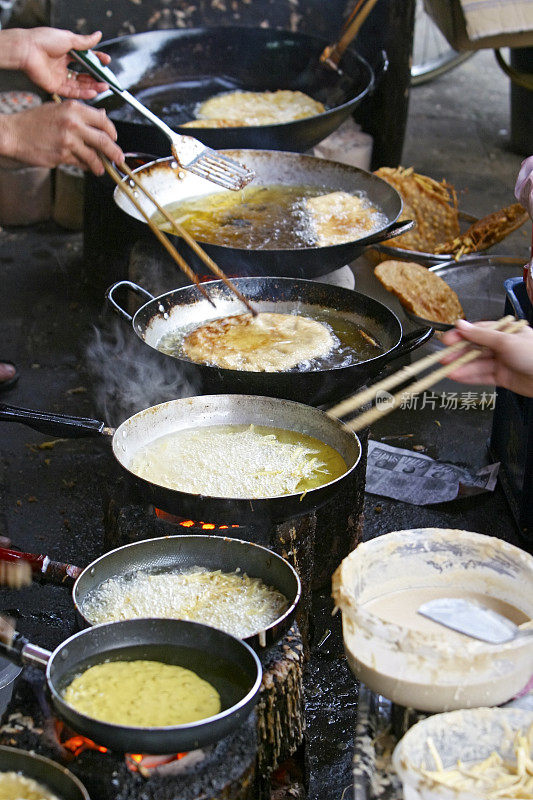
63,660,221,727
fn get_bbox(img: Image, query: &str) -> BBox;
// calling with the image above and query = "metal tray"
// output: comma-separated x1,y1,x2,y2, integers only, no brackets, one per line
352,683,533,800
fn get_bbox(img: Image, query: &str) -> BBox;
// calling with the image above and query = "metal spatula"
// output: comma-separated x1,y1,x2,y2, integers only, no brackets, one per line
69,49,255,191
418,597,533,644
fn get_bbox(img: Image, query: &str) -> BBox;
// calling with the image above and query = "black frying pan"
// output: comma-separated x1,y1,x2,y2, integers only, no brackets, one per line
0,618,261,754
0,394,362,523
113,151,410,277
92,27,378,154
0,535,301,650
0,747,89,800
106,277,433,406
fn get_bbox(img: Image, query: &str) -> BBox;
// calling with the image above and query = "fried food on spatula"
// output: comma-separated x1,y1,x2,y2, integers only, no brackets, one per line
434,202,529,257
373,167,460,253
375,259,464,325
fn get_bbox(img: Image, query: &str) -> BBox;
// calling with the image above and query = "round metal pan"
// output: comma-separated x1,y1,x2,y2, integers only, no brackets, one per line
2,618,261,754
0,394,362,523
93,27,377,154
113,151,409,277
106,277,433,406
0,747,89,800
73,534,301,650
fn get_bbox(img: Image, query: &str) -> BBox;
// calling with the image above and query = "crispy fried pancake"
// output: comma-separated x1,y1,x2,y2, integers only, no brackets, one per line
374,260,464,325
305,191,386,246
435,202,529,256
185,89,325,128
183,312,334,372
373,167,460,254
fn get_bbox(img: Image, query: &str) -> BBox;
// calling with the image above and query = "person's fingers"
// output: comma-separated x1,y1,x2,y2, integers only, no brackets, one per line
70,140,106,175
514,155,533,208
93,49,111,66
0,363,16,382
445,357,497,385
439,330,463,347
452,319,513,352
57,74,109,100
68,30,103,51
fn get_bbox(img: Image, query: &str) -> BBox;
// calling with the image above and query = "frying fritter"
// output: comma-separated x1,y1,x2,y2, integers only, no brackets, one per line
184,89,325,128
183,312,334,372
374,259,464,325
305,191,387,246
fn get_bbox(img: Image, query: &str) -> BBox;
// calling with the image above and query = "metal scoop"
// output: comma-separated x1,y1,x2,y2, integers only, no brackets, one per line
418,597,533,644
69,49,255,191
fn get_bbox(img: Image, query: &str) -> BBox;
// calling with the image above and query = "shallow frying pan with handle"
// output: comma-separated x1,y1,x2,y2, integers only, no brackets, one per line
0,535,301,650
0,746,89,800
92,27,381,154
0,394,362,523
0,618,261,754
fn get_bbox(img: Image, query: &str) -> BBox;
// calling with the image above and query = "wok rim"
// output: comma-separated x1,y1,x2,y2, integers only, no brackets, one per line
110,394,362,503
97,25,375,126
115,150,403,254
0,746,90,800
72,533,302,644
46,618,263,738
130,276,404,376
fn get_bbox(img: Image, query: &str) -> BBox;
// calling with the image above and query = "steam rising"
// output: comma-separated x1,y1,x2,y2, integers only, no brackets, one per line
86,318,197,427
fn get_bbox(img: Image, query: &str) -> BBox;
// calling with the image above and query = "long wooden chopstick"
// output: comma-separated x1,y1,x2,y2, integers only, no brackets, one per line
327,316,515,420
119,161,258,317
52,94,214,308
342,318,528,432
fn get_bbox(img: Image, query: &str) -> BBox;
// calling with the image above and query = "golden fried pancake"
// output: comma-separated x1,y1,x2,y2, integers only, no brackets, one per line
374,260,464,325
305,191,386,246
187,90,325,128
435,202,529,256
373,167,460,254
183,312,334,372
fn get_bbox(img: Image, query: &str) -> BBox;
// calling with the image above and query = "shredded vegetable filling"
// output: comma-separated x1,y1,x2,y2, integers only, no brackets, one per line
81,567,289,637
128,423,347,498
416,725,533,798
0,773,61,800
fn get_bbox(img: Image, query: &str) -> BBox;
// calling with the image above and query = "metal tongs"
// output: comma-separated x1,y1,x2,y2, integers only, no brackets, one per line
69,49,255,191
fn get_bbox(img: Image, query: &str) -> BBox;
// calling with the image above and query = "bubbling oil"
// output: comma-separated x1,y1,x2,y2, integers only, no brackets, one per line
152,184,386,249
158,309,383,372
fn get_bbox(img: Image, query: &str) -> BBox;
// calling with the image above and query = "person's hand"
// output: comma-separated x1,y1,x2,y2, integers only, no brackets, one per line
2,28,111,99
0,101,123,175
440,319,533,397
515,155,533,219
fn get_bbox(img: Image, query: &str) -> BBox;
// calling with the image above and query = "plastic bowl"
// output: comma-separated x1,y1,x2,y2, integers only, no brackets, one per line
392,706,533,800
332,528,533,711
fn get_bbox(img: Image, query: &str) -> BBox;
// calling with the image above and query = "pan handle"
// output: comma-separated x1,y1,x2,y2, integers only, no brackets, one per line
365,219,415,248
106,280,155,323
0,403,111,439
0,547,82,584
378,327,434,369
0,625,51,669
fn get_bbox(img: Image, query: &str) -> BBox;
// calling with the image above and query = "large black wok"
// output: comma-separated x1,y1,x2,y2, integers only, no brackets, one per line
113,151,410,277
93,27,378,153
0,618,261,753
0,394,362,523
0,535,301,650
106,277,432,407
